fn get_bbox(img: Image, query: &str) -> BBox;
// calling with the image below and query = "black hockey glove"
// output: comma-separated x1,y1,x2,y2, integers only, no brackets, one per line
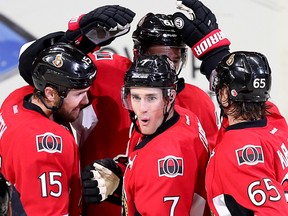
0,172,12,215
173,0,230,79
82,158,123,204
173,0,230,59
65,5,135,52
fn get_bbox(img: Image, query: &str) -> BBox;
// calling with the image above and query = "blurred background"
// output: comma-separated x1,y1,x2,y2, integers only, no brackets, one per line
0,0,287,120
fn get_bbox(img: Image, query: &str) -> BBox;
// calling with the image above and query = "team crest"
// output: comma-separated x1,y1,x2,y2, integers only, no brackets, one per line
36,132,62,153
52,54,63,68
226,54,235,66
158,155,183,178
95,52,113,60
236,145,264,166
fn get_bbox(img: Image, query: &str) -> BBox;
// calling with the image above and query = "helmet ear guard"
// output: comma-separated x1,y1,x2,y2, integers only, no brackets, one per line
166,88,174,101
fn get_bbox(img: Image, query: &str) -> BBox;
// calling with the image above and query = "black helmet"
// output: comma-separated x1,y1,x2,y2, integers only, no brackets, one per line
122,55,177,110
132,13,187,73
124,54,177,88
211,51,271,102
132,13,185,51
32,43,96,97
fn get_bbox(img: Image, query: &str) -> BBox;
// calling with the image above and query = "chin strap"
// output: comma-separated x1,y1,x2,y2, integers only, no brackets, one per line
129,111,141,134
162,98,175,125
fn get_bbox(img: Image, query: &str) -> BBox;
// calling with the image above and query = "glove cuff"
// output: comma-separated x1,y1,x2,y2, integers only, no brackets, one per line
192,29,230,59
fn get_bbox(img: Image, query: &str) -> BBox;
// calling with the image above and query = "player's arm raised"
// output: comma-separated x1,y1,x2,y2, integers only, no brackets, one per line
173,0,230,79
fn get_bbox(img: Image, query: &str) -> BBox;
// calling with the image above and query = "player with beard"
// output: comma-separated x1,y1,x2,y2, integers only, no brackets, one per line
0,43,96,215
17,7,218,215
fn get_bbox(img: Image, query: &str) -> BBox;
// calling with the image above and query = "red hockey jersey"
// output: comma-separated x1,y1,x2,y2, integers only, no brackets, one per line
80,52,132,215
177,83,218,151
81,51,218,215
216,101,288,145
206,117,288,215
0,88,82,216
123,106,210,216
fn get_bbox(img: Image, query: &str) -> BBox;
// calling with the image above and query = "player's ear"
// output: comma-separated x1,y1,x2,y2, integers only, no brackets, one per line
219,86,229,108
168,89,177,103
44,86,58,102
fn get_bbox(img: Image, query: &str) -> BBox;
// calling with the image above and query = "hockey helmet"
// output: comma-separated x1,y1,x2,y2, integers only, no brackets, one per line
32,43,96,97
132,13,187,73
210,51,271,102
122,54,177,110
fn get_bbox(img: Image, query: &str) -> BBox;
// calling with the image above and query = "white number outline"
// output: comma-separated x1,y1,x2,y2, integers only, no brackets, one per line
39,172,62,198
248,178,281,206
164,196,180,216
253,78,266,89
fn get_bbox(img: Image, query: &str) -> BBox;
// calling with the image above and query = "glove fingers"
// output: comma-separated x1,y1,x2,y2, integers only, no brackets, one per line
114,14,131,26
182,0,204,12
115,5,136,18
103,9,133,27
84,194,102,203
123,9,136,21
94,158,122,178
182,0,212,21
81,170,94,180
82,179,98,188
81,5,135,30
83,186,100,196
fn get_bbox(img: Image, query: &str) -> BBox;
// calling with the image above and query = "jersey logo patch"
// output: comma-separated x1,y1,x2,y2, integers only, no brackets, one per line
36,132,62,153
158,155,183,178
236,145,264,166
95,52,113,60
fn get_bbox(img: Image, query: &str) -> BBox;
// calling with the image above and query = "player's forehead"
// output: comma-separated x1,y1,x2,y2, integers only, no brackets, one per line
130,87,162,96
68,87,90,95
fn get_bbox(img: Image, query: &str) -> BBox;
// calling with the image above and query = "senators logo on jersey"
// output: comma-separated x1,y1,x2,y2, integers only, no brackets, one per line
94,52,114,60
236,145,264,166
36,132,62,153
158,155,183,178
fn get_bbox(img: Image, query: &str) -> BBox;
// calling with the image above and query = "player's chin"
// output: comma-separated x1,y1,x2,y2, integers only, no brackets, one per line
69,110,81,122
139,124,156,135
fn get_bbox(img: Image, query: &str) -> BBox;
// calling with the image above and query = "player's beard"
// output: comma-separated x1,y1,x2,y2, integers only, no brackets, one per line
53,106,81,125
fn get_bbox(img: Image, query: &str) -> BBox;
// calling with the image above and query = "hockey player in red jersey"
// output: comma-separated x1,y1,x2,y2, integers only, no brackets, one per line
172,1,288,214
80,13,217,216
16,7,136,215
82,54,210,215
131,13,218,152
0,43,96,215
206,51,288,215
17,7,218,215
173,0,287,143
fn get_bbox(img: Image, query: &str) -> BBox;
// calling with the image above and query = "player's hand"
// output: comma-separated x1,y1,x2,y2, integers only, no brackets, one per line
173,0,230,59
81,158,122,203
65,5,135,50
